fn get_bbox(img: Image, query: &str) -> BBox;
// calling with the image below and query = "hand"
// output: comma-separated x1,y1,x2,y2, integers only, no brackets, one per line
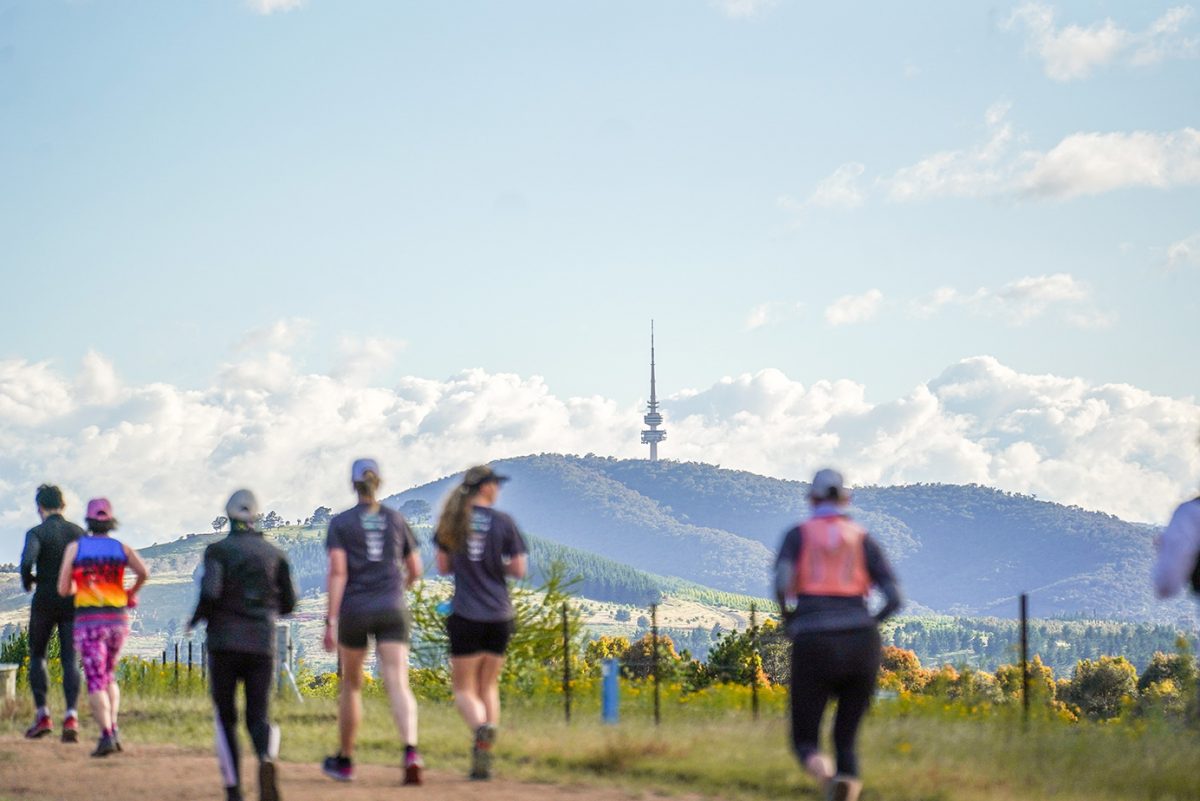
126,593,138,609
323,625,336,653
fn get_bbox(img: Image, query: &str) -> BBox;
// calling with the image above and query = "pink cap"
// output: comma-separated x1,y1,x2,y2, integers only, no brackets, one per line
86,498,114,521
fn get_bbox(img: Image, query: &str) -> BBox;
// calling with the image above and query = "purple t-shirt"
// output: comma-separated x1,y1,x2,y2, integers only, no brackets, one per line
326,503,417,617
438,506,527,623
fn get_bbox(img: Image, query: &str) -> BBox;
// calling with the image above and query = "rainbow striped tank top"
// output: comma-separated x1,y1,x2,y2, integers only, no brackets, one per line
72,535,128,624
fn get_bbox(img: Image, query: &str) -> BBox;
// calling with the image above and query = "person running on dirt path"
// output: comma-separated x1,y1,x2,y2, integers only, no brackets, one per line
1152,490,1200,599
434,464,528,781
190,489,297,801
55,498,148,757
321,459,424,786
774,468,902,801
19,484,85,743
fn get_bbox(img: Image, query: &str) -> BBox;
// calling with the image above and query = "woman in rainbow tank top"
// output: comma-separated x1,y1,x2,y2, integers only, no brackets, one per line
56,498,149,757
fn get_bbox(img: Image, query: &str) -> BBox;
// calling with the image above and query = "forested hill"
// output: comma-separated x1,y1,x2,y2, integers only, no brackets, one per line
387,455,1190,624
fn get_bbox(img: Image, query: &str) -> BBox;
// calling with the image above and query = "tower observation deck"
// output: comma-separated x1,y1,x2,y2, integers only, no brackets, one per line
640,321,666,461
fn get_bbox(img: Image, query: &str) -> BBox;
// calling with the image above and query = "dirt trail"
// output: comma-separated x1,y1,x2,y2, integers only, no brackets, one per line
0,737,691,801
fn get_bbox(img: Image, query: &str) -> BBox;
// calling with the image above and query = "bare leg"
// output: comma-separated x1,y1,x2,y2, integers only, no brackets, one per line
338,647,367,757
451,655,486,731
107,682,121,731
376,642,418,746
476,655,506,726
88,690,113,734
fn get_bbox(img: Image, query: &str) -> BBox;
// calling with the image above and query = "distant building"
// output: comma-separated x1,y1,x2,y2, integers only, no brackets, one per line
640,321,666,461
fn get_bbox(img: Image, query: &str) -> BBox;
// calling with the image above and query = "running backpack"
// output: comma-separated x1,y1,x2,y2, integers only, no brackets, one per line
792,516,871,597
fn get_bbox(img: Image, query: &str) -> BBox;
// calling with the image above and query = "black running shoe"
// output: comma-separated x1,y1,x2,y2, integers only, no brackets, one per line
259,759,280,801
321,754,355,782
113,728,122,752
226,787,245,801
91,734,117,758
403,748,424,786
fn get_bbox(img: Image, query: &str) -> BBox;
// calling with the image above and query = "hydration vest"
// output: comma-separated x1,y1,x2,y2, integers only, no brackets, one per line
792,515,871,597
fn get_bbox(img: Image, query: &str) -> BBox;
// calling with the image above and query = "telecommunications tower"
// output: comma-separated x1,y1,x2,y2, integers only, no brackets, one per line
641,321,666,461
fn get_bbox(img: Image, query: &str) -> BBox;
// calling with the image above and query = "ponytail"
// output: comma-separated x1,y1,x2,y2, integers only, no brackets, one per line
435,482,477,554
353,470,382,501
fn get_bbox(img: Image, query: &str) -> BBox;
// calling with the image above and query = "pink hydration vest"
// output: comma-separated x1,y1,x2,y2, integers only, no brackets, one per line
792,516,871,597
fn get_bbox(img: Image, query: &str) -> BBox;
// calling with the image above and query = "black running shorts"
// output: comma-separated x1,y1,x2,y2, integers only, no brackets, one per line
337,608,411,649
446,613,515,657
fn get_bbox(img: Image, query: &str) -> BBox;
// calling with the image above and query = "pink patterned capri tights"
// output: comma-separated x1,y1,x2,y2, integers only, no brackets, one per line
74,621,129,694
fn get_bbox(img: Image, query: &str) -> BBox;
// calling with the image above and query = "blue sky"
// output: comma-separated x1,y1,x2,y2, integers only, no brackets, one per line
0,1,1198,551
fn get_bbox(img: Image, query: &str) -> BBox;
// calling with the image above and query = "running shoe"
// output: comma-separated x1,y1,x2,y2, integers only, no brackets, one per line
113,726,122,752
403,748,424,786
827,776,862,801
469,724,497,781
258,758,280,801
91,733,118,758
24,714,52,739
61,714,79,743
225,787,245,801
321,754,355,782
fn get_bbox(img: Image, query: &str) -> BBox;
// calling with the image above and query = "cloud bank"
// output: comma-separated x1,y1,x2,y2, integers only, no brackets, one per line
1,343,1196,558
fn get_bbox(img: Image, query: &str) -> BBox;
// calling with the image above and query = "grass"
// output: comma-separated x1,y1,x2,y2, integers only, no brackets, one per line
4,688,1200,801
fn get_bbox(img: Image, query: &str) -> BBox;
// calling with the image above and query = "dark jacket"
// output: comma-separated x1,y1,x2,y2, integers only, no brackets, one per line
20,514,85,612
190,526,296,656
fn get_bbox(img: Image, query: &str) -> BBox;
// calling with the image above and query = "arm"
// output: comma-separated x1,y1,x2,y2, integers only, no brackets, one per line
504,553,527,580
865,536,902,623
436,548,453,576
20,530,39,592
277,556,297,616
324,548,348,652
56,541,78,598
405,552,423,589
189,548,223,629
1153,502,1200,599
503,519,528,579
773,529,799,618
123,543,149,599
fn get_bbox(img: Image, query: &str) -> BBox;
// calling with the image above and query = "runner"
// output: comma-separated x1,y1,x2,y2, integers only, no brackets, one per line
190,489,297,801
774,469,902,801
434,464,527,781
55,498,148,757
321,459,424,785
1151,491,1200,599
19,484,85,742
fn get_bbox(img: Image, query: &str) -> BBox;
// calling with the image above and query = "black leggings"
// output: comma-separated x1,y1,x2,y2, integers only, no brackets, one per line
209,651,275,789
28,603,80,711
789,627,881,778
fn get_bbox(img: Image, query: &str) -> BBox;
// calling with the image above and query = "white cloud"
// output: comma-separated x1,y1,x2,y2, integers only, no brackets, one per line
247,0,303,14
825,289,884,326
744,301,802,331
1021,127,1200,199
875,105,1200,202
806,162,867,209
712,0,776,19
236,318,312,352
910,273,1113,329
1164,233,1200,269
1005,3,1198,81
0,340,1196,556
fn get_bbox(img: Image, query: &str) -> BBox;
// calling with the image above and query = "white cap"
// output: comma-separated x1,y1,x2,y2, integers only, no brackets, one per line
808,468,848,501
226,489,259,524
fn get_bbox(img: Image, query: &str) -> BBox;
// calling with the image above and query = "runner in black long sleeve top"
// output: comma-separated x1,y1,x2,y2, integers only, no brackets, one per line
190,490,296,801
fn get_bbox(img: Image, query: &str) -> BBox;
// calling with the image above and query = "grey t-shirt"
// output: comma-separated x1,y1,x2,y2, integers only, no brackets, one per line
439,506,527,623
326,503,417,617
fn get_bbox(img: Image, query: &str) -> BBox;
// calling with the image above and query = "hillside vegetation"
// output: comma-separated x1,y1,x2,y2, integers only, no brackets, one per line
388,455,1186,622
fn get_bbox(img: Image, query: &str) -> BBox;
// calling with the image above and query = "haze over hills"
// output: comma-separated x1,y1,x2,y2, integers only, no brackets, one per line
388,455,1189,624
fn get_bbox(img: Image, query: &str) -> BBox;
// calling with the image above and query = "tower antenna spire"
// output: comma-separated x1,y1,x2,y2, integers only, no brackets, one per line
641,319,666,461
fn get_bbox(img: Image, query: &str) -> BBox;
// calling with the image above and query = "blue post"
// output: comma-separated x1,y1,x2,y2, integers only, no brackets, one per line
601,658,620,724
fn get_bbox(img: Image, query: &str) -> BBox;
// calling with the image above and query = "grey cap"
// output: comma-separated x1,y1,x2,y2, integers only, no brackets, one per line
226,489,259,524
808,468,848,501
